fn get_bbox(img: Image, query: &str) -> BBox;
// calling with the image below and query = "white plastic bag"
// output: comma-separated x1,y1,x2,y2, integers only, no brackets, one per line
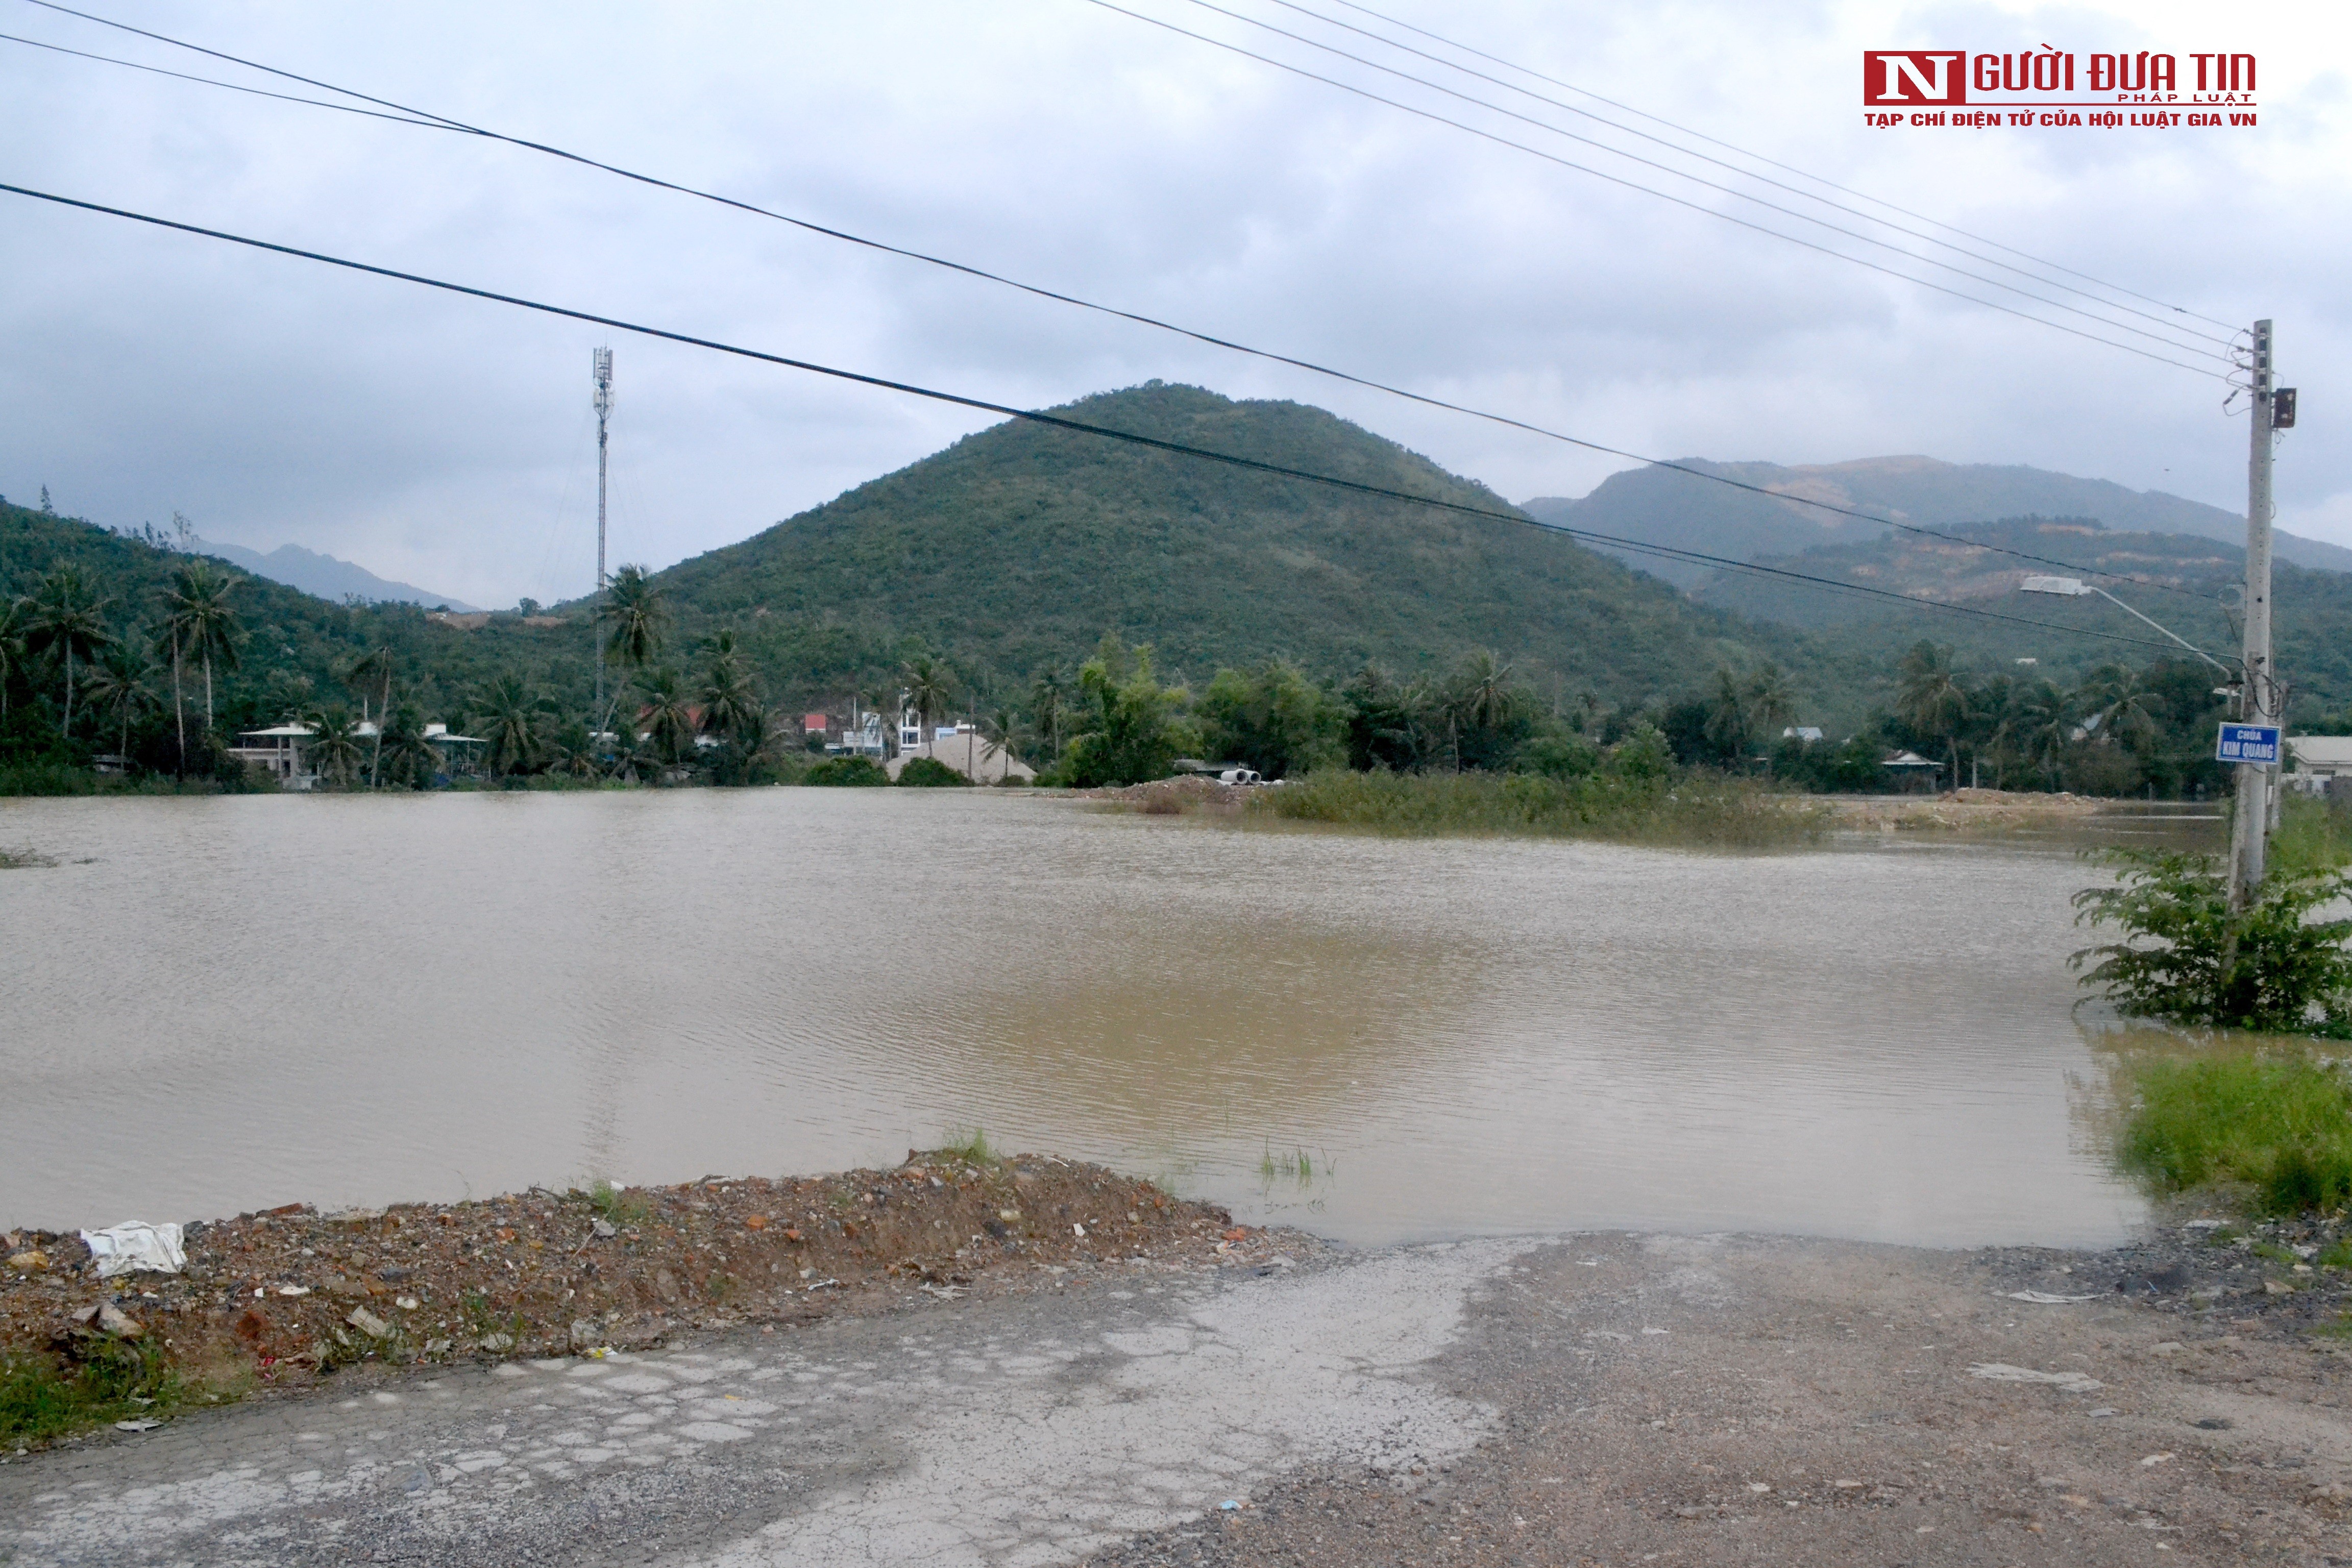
79,1221,186,1278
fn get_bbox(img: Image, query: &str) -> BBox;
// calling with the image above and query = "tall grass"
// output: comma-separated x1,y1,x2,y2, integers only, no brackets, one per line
2272,794,2352,878
1242,768,1824,849
1,1338,184,1447
2117,1052,2352,1215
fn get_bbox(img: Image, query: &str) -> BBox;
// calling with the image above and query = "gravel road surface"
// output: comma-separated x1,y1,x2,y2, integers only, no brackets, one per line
6,1232,2349,1566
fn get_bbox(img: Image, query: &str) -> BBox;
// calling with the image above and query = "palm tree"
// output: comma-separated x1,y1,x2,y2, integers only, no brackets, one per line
980,704,1020,773
1895,641,1972,792
696,629,761,742
21,565,113,734
0,599,25,719
472,670,546,778
344,646,396,788
545,718,602,780
1029,667,1068,762
1745,663,1796,753
903,653,954,740
605,726,659,784
1444,649,1517,771
597,565,665,725
1702,666,1749,764
2080,664,2160,753
80,642,157,762
636,665,699,765
2014,679,2078,791
377,702,440,790
303,703,367,789
154,561,241,732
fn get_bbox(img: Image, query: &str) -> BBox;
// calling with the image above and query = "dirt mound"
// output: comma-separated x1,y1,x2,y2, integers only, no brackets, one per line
1090,775,1255,813
1,1152,1269,1438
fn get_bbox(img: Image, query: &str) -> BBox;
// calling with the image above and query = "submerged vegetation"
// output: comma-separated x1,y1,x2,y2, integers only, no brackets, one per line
1245,764,1824,849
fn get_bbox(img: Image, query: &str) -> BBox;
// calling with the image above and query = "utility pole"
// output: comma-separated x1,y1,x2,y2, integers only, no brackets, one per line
592,346,615,729
2229,320,2277,908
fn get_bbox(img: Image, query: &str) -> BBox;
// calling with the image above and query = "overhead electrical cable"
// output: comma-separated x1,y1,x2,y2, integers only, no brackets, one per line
1233,0,2234,350
1319,0,2243,335
0,4,2216,596
1084,0,2230,375
0,180,2209,660
0,29,447,125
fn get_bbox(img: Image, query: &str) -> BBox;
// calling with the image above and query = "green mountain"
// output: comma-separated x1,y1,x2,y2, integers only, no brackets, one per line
645,383,1810,708
1687,514,2352,722
1523,455,2352,589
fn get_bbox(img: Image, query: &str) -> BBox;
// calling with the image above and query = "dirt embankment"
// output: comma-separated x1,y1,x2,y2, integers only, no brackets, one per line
1084,775,1257,814
1821,787,2106,832
1,1151,1272,1429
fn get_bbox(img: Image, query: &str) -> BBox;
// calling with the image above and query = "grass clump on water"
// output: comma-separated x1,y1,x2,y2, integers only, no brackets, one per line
2118,1052,2352,1216
1242,767,1823,849
939,1126,998,1167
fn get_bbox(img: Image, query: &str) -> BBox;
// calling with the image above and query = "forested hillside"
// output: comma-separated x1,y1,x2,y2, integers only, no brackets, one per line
639,383,1814,709
1524,455,2352,588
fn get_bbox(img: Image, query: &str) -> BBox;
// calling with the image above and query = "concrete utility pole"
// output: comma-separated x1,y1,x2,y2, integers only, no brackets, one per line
592,346,615,727
2230,320,2277,908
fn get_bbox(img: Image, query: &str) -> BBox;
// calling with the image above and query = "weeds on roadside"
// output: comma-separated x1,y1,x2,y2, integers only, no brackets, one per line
0,845,59,869
2117,1053,2352,1215
1,1336,183,1446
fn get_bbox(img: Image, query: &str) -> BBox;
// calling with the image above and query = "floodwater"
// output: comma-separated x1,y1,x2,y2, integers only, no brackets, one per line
0,792,2220,1248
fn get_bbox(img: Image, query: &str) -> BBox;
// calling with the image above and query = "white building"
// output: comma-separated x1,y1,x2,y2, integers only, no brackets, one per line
229,724,315,786
2286,736,2352,796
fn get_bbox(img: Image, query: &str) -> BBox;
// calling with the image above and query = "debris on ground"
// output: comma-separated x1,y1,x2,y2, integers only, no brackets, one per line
1,1151,1309,1447
76,1222,184,1279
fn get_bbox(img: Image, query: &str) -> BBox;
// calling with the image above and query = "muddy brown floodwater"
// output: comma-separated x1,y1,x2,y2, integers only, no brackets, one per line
0,790,2214,1247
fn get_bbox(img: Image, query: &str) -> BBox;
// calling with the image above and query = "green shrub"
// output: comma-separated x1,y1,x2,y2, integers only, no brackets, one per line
801,756,889,787
895,757,971,788
2118,1054,2352,1215
2072,850,2352,1034
1,1336,182,1446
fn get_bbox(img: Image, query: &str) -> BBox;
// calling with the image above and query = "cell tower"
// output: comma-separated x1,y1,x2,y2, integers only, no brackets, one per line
592,347,614,727
593,346,615,595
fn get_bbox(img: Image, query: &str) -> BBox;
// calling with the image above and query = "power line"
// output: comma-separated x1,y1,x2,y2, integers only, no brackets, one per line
1084,0,2231,377
0,29,444,126
0,179,2206,664
1235,0,2235,352
1313,0,2242,335
1,3,2222,596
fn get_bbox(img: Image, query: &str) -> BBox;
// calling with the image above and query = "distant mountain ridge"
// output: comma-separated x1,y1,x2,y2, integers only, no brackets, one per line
635,382,1807,707
1523,455,2352,587
192,536,480,612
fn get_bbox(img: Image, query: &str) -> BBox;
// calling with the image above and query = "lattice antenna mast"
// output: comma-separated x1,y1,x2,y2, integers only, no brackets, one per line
592,346,615,729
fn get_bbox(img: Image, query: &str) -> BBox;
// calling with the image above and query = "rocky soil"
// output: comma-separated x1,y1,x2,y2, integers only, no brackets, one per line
1,1149,1272,1440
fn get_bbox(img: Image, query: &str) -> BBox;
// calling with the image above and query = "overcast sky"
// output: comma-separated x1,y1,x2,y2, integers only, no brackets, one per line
2,0,2343,608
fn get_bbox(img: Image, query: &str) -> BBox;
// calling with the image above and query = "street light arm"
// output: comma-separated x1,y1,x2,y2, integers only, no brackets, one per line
2087,585,2235,674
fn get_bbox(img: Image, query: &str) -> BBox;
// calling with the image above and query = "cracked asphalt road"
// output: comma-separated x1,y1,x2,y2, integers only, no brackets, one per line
8,1233,2352,1566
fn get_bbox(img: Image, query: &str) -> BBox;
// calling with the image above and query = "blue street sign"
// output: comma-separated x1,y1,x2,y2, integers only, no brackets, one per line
2217,723,2281,765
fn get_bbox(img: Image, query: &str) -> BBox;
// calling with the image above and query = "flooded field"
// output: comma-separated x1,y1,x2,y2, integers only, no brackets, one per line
0,791,2221,1247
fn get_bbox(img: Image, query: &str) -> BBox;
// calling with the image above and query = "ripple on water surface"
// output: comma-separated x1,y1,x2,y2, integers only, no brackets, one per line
0,791,2151,1245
